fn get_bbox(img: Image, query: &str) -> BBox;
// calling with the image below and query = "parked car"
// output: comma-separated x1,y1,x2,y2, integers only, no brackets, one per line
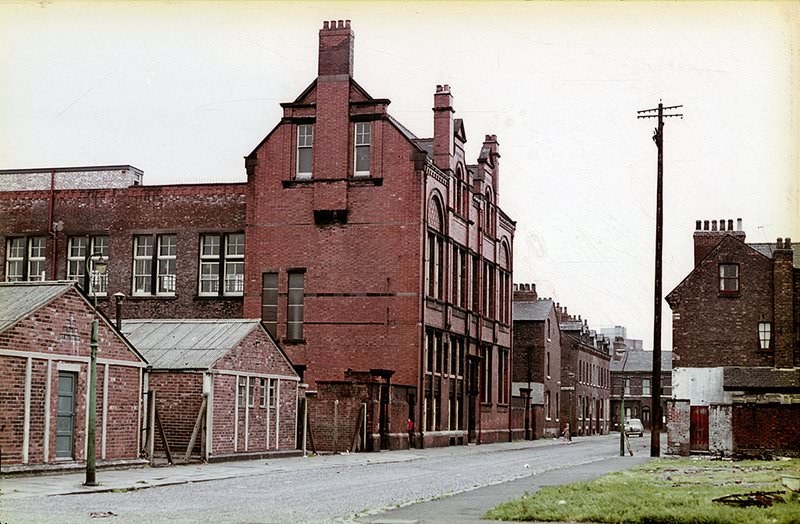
624,418,644,437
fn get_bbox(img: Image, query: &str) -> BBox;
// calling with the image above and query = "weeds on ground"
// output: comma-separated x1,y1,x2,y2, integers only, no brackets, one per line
485,458,800,523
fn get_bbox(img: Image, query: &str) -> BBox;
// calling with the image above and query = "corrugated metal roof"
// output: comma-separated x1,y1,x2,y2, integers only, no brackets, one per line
610,350,672,373
0,281,72,333
748,242,800,268
513,299,553,322
121,319,260,370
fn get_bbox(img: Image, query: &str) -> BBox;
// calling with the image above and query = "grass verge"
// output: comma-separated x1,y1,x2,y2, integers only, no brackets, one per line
485,457,800,523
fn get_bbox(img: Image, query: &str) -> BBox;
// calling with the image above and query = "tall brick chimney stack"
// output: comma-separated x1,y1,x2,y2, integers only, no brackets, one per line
693,217,746,267
315,20,353,180
433,84,454,172
480,134,501,196
513,282,538,301
773,237,794,368
318,19,354,77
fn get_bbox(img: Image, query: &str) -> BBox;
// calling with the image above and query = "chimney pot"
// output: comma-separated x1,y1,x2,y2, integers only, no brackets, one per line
777,238,783,248
323,21,329,29
728,219,734,230
785,238,792,248
737,218,743,231
695,220,701,230
712,220,717,231
704,220,710,230
720,220,726,231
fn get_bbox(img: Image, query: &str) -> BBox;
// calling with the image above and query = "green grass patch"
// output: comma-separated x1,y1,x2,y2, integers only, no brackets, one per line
486,458,800,523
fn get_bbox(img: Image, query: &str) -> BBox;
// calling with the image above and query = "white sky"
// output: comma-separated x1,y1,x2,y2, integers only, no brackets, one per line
2,1,798,351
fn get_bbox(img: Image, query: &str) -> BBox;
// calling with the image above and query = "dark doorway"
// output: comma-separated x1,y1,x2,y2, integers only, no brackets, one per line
56,372,77,459
690,405,709,451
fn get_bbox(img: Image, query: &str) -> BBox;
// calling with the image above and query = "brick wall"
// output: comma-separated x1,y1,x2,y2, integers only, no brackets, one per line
0,184,247,320
0,286,143,467
149,372,204,456
667,399,690,456
668,235,776,368
732,402,800,453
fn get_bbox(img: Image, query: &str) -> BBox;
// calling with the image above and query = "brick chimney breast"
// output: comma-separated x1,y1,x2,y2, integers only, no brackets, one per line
319,19,354,77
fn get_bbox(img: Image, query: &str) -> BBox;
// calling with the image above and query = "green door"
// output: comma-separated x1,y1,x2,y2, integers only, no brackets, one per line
56,372,77,459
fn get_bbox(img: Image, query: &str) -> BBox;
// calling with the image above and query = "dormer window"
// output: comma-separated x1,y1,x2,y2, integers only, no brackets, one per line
296,124,313,179
719,263,739,293
354,122,370,177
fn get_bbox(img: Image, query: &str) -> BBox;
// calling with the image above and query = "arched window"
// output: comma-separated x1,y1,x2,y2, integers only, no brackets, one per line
426,195,445,300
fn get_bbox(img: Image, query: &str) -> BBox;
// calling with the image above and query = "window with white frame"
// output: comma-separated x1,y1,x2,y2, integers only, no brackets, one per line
719,263,739,293
157,234,177,295
354,122,371,176
198,233,244,297
67,237,87,283
269,379,276,408
68,236,110,295
260,378,268,408
296,124,313,179
237,376,247,407
247,377,255,407
199,234,221,295
133,235,154,295
27,237,46,281
545,390,551,419
642,378,651,396
4,237,25,281
224,233,244,295
624,378,631,396
758,321,772,350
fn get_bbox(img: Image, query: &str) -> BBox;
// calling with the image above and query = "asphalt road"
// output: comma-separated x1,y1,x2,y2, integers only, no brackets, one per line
1,433,653,524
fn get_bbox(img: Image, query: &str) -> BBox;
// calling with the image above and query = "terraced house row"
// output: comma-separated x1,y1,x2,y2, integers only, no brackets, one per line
0,20,516,461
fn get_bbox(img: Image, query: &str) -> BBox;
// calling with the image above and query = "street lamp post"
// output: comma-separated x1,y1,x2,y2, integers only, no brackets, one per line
85,253,107,487
619,349,629,457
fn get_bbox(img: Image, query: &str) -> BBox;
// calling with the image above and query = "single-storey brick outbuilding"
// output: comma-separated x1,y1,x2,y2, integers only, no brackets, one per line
121,319,300,462
0,281,147,472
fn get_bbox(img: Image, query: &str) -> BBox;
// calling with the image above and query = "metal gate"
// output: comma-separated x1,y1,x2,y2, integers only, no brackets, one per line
690,405,709,451
56,372,77,459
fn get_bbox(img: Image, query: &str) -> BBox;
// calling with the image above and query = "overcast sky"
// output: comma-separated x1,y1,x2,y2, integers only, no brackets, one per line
2,1,798,351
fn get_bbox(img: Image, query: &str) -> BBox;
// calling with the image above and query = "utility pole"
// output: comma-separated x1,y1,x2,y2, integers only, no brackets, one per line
637,101,682,458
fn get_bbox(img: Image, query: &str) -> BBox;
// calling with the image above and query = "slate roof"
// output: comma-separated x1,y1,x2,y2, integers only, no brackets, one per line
121,319,261,370
0,281,73,333
560,321,584,332
610,350,672,373
513,299,553,322
748,242,800,268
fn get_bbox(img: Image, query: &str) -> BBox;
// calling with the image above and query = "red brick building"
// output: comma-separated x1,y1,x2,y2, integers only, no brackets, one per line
121,319,299,462
511,284,562,438
0,21,516,450
557,308,612,436
0,282,147,472
665,219,799,455
610,345,671,431
243,20,515,448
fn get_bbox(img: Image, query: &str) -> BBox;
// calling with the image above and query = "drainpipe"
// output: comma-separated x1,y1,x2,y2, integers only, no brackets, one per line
48,170,57,280
417,160,428,449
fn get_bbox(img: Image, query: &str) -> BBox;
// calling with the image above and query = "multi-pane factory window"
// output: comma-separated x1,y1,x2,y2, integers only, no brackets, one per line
286,271,305,340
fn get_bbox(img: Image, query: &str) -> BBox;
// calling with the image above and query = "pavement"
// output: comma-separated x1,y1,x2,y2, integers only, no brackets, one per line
358,452,653,523
1,433,657,523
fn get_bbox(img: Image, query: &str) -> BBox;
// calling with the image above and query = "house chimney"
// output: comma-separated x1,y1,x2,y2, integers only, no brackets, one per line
315,20,354,180
433,84,454,172
318,20,354,77
773,237,794,367
512,282,538,302
693,218,746,267
480,134,501,196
